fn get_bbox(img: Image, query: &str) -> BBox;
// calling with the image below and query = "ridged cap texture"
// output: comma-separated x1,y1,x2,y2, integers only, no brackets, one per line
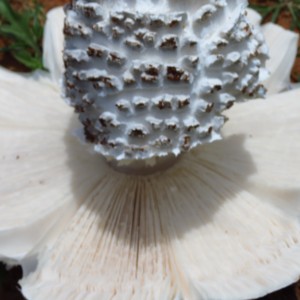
63,0,268,161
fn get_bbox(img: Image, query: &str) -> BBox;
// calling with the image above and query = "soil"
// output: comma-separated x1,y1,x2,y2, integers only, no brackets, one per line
0,1,300,300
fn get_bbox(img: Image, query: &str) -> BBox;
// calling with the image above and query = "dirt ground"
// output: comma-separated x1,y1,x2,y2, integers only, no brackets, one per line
0,1,300,300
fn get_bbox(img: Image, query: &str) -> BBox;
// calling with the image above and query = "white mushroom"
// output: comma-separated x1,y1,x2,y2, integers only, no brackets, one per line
0,2,299,300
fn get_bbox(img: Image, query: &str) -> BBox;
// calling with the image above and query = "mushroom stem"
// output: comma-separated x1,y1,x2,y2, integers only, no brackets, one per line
107,154,180,175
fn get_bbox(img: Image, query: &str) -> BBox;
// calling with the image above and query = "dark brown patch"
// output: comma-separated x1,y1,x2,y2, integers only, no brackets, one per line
159,36,178,50
166,66,184,81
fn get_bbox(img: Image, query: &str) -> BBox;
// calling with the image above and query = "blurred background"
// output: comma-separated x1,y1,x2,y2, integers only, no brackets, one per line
0,0,299,299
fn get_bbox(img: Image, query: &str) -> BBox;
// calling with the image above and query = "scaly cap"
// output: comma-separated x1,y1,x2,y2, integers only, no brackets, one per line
63,0,268,162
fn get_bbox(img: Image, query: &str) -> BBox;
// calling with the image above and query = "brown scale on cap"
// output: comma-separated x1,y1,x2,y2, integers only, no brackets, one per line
149,15,166,28
116,100,131,112
133,97,149,109
111,12,125,24
112,27,125,39
154,136,171,147
99,113,120,128
141,73,159,84
76,3,103,19
87,44,107,57
166,66,190,82
82,118,101,144
143,32,156,44
166,119,179,131
205,103,215,113
177,97,190,109
129,127,149,138
186,124,200,132
107,52,126,66
123,73,136,86
124,38,144,50
95,76,117,88
154,98,172,110
159,35,178,50
182,135,191,151
63,20,92,37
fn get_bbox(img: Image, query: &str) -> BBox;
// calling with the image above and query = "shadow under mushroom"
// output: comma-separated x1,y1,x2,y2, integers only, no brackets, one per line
65,115,257,246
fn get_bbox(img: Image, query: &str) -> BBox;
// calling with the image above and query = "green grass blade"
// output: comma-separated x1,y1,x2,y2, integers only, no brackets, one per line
12,49,43,70
271,6,282,23
0,0,45,71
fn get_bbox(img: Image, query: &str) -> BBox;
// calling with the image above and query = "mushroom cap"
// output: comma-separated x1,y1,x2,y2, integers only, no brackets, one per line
63,0,268,161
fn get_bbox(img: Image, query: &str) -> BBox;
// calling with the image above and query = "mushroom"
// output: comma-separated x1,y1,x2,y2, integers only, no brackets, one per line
0,2,299,300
